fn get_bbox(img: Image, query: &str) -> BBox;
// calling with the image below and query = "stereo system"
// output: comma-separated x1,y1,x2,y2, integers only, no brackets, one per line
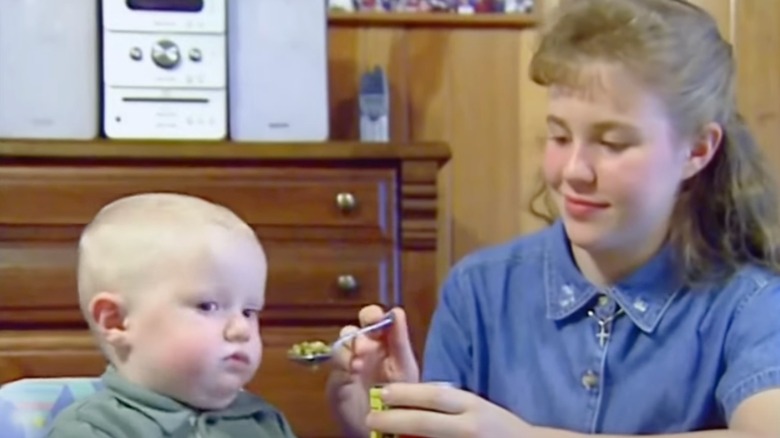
228,0,330,142
0,0,99,140
102,0,227,139
0,0,330,141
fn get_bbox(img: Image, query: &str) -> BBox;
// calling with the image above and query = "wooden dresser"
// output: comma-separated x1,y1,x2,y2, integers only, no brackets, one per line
0,140,450,438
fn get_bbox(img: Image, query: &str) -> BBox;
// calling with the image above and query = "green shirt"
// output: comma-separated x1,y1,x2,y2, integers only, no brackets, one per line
46,367,297,438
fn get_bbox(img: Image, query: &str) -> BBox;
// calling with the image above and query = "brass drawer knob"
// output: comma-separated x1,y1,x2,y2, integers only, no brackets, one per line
337,274,359,293
335,192,357,213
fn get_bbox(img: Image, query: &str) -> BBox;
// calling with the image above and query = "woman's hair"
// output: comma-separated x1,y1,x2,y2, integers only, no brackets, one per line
528,0,780,283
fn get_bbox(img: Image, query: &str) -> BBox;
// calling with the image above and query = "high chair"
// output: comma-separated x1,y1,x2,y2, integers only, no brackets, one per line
0,377,103,438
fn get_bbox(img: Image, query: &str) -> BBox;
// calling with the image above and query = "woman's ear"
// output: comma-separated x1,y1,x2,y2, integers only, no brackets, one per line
89,292,129,349
682,122,722,179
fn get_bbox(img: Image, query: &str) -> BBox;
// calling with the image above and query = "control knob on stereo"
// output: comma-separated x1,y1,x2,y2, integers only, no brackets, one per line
129,47,143,61
151,39,181,69
189,48,202,62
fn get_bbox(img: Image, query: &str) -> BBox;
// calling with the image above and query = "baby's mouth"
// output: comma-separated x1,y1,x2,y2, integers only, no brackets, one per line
226,352,250,364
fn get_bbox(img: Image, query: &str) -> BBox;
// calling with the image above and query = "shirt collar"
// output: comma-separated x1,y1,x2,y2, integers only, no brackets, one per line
101,366,270,434
543,220,685,333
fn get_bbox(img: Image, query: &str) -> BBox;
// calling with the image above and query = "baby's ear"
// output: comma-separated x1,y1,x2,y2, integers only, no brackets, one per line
89,292,129,348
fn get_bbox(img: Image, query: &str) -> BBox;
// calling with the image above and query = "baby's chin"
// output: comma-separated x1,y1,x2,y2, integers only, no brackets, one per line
158,373,249,411
141,362,256,410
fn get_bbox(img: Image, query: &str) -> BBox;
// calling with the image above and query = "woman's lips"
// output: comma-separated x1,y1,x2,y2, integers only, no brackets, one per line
564,195,610,219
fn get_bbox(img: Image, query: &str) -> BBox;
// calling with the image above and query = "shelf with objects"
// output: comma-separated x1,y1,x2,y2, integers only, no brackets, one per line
327,0,539,28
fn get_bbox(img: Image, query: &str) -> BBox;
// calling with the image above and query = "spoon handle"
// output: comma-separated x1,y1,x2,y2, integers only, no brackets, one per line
332,312,395,351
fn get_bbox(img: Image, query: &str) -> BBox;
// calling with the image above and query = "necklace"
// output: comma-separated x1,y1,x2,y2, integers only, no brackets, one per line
587,307,625,348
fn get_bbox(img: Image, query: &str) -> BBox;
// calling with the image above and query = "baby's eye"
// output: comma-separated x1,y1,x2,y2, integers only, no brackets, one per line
197,302,219,312
242,308,260,319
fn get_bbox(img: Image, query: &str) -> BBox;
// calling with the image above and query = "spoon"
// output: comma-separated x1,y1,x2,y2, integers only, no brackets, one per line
288,311,396,367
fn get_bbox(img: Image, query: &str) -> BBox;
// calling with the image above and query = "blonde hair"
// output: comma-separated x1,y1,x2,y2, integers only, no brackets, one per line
77,193,259,358
528,0,780,283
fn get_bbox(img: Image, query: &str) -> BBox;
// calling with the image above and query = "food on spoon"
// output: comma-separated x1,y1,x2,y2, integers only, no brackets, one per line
289,340,332,358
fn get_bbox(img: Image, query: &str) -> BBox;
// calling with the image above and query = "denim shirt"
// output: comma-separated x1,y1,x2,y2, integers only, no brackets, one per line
421,221,780,434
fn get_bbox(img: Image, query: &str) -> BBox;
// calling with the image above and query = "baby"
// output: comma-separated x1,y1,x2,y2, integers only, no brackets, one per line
47,193,297,438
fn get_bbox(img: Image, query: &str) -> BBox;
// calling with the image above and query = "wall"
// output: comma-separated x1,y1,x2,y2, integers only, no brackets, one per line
327,0,780,286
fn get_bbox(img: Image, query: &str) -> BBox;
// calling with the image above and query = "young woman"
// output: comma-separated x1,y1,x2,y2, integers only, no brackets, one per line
326,0,780,436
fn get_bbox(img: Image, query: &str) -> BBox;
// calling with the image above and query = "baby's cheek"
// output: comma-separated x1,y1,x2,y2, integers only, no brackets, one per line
157,329,214,375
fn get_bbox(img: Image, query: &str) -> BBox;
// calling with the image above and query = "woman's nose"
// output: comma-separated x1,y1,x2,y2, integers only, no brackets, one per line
562,143,596,184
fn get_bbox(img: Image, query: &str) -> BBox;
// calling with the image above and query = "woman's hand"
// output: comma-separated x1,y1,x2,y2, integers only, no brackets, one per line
326,305,420,438
366,382,534,438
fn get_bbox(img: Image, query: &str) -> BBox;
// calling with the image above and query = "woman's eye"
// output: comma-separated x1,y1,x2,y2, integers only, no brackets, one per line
601,140,631,150
548,136,570,146
197,302,219,312
599,133,637,150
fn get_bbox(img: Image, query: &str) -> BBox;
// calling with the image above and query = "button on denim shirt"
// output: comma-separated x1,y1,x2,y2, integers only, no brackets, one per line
422,221,780,434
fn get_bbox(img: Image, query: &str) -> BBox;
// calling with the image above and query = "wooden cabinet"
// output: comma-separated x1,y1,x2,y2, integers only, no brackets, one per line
0,140,450,438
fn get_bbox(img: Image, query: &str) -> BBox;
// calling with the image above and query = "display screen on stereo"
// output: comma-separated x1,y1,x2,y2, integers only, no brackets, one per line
126,0,203,12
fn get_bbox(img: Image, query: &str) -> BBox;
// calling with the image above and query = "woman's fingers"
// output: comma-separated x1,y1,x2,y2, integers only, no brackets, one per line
331,325,359,372
349,304,421,381
381,383,468,414
384,308,419,378
336,323,385,374
358,304,387,329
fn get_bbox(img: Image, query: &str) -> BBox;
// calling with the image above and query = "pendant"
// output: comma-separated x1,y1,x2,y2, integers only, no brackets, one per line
596,320,610,348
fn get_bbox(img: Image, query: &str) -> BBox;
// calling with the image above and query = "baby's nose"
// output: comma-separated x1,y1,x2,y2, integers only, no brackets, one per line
224,316,251,342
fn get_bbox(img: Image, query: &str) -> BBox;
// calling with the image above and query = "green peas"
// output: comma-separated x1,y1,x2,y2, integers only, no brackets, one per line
288,340,331,357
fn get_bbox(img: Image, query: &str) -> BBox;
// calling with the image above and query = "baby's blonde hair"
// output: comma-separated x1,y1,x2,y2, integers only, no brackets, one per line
528,0,780,283
77,193,259,356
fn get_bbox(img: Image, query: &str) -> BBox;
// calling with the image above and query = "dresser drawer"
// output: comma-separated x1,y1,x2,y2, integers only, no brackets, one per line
0,166,394,235
0,241,395,326
265,242,395,310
